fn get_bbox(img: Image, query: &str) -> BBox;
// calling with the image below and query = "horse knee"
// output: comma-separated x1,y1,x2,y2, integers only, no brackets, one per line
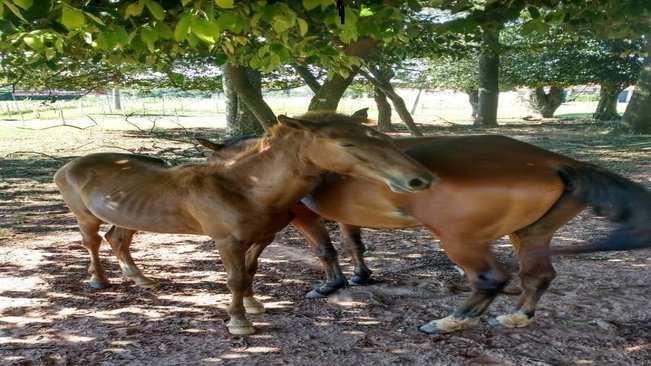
312,243,338,260
472,268,510,295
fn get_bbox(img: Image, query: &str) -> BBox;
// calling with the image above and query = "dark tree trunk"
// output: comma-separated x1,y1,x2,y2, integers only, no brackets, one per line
222,65,264,135
374,86,393,132
293,65,321,94
467,90,479,118
308,72,357,111
223,63,276,132
361,67,422,136
530,86,564,118
620,34,651,134
474,27,500,127
112,88,122,111
594,84,623,121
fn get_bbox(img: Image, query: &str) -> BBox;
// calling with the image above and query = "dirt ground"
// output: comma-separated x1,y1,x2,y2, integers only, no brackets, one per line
0,118,650,366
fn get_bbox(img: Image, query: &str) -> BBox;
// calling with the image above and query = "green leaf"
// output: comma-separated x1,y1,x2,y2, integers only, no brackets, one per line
521,19,549,35
3,2,27,21
125,2,145,18
23,34,43,49
191,18,220,43
13,0,33,10
84,11,106,26
302,0,322,11
144,0,165,20
114,26,130,47
61,7,85,30
297,18,308,36
215,0,234,9
272,13,295,33
216,12,245,32
174,15,192,41
213,53,229,66
155,21,173,39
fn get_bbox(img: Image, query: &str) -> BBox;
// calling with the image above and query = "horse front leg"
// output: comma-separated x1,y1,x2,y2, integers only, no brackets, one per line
290,206,348,298
242,236,275,315
76,220,111,289
339,223,373,285
104,226,159,288
215,237,255,335
420,238,510,334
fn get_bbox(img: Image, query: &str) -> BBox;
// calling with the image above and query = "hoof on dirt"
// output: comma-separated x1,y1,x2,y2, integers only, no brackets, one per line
348,275,374,286
305,282,344,299
419,315,480,334
135,279,161,289
488,311,533,328
244,297,266,315
227,319,255,335
87,281,111,289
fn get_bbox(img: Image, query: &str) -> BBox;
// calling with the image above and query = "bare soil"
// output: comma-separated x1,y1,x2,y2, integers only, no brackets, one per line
1,119,650,366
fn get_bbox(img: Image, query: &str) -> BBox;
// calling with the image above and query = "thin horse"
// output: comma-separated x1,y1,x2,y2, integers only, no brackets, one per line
202,128,651,334
54,111,434,335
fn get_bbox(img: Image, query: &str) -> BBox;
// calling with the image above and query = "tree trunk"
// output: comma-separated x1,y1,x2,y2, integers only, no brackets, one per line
294,65,321,94
374,86,393,132
361,67,422,136
593,84,623,121
223,63,276,132
308,72,357,111
112,88,121,111
529,86,564,118
474,27,500,127
467,90,479,118
619,34,651,134
222,65,264,135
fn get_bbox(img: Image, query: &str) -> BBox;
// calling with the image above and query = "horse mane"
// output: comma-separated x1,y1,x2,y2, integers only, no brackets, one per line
225,110,370,164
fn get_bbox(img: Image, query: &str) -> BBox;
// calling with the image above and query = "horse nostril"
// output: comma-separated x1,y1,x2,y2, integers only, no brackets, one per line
407,177,431,190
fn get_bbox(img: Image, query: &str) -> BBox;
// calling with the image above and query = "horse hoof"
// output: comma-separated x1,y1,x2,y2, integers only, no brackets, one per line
244,297,266,315
87,281,111,289
137,281,161,289
348,276,374,286
228,325,256,335
227,319,255,335
488,311,533,328
306,288,330,299
419,315,480,334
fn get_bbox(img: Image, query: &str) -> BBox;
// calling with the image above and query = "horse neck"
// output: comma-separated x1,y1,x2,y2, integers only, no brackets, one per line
223,131,323,210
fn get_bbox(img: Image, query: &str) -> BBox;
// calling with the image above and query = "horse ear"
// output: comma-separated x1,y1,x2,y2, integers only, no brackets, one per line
277,115,320,131
351,108,369,120
196,138,224,152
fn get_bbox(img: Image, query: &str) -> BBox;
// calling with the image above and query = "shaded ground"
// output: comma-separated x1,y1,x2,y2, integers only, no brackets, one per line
1,119,650,365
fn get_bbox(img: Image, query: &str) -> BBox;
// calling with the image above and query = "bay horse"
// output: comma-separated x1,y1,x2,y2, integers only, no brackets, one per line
54,111,435,335
201,122,651,334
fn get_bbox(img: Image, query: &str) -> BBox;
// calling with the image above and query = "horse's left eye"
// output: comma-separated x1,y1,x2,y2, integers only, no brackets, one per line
339,142,355,147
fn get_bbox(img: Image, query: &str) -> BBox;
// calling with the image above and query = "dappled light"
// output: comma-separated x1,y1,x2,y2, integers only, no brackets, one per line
2,121,650,364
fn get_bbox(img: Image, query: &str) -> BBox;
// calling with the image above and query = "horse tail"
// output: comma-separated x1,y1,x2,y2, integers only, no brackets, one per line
547,164,651,255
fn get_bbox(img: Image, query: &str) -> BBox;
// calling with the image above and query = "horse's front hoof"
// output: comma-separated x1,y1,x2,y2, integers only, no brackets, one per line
348,275,374,286
244,297,266,314
227,319,256,335
419,315,480,334
135,280,161,289
87,281,111,289
488,311,533,328
305,281,346,298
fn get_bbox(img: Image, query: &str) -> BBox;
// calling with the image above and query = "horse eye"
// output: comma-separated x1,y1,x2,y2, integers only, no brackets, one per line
339,142,355,147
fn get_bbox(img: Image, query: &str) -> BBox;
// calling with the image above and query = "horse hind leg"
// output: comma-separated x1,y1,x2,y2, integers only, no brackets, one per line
339,223,373,286
487,231,556,329
489,195,585,329
290,208,348,298
78,220,111,289
104,226,159,288
420,238,510,334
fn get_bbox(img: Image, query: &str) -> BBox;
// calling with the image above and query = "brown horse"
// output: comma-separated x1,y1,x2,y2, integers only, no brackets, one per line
54,111,435,335
202,129,651,334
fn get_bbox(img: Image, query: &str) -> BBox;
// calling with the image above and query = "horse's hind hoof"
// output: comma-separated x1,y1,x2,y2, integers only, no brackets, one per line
488,311,533,328
419,315,480,334
306,288,330,299
244,297,266,314
87,281,111,289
